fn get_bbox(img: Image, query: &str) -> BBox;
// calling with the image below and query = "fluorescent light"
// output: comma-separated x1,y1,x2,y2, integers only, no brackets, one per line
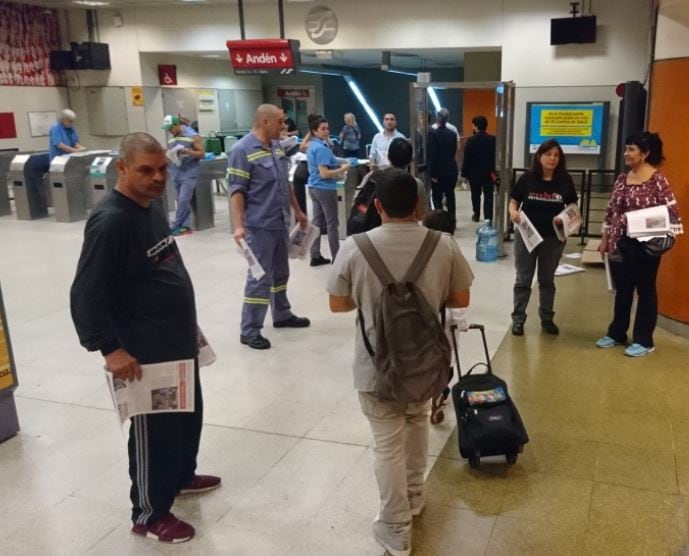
73,0,110,5
427,87,441,112
386,69,417,77
299,68,344,77
344,75,383,133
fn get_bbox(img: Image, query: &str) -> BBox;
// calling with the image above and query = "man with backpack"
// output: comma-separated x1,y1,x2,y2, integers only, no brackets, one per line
327,169,473,556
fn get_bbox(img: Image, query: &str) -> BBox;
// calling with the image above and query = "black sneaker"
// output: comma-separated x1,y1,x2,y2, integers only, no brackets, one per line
471,214,479,222
240,334,271,350
541,321,559,335
310,256,331,267
512,322,524,336
273,316,311,328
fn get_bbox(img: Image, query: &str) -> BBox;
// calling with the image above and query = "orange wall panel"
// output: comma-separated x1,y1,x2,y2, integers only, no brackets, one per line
462,90,496,136
648,59,689,324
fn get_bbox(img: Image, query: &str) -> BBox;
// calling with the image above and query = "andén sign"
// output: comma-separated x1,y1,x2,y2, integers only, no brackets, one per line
226,39,301,75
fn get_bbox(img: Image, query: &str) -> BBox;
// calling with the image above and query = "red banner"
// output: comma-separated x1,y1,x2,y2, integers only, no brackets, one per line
226,39,300,75
277,88,310,99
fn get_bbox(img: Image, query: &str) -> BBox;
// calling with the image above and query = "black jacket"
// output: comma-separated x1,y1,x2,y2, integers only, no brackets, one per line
461,131,496,183
427,126,458,179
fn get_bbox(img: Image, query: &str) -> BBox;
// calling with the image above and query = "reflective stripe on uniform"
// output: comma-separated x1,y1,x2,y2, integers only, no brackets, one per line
168,136,195,144
270,285,287,294
243,297,270,305
246,151,272,162
228,167,251,179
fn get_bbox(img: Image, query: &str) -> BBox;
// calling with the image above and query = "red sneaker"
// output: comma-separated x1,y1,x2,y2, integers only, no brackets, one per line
131,513,195,543
179,474,221,495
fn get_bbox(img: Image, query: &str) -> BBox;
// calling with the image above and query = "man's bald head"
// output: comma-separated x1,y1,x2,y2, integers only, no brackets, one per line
252,104,285,142
119,132,165,166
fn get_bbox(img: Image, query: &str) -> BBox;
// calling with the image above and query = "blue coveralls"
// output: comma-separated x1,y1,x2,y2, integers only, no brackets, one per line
168,125,201,230
228,132,295,338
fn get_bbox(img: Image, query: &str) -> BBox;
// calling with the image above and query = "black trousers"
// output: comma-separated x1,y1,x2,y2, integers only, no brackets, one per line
470,179,494,222
607,238,662,348
128,361,203,525
431,172,458,225
293,162,308,217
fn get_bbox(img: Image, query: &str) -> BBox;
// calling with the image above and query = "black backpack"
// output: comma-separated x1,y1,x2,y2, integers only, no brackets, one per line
346,171,382,235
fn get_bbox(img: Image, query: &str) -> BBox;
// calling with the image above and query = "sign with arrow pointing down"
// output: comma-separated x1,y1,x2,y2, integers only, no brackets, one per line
226,39,300,75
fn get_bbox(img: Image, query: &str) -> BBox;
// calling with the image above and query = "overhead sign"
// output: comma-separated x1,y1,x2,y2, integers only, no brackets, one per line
278,88,310,99
226,39,300,75
158,64,177,86
305,6,338,45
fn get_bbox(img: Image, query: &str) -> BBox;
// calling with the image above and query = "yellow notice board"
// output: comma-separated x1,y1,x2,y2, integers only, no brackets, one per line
540,109,594,137
0,287,16,391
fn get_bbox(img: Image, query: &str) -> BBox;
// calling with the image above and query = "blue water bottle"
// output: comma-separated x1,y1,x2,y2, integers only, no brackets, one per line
476,220,498,262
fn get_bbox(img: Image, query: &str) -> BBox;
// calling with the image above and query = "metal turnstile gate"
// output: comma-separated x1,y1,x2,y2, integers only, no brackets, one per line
89,155,119,207
0,151,16,216
194,158,225,231
50,151,109,222
9,152,51,220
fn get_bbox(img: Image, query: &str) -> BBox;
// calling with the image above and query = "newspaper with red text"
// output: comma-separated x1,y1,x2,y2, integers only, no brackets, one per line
105,359,195,426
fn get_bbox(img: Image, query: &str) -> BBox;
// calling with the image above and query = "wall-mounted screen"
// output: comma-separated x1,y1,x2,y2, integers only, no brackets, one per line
528,102,607,154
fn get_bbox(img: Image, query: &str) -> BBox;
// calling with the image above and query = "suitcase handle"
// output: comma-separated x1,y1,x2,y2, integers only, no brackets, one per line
466,324,493,375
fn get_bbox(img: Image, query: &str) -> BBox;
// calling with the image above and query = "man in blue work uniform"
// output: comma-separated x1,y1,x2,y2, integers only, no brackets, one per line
163,115,205,236
228,104,310,350
49,109,85,160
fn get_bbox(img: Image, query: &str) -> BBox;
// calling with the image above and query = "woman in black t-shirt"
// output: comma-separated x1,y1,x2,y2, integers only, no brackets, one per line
508,139,578,336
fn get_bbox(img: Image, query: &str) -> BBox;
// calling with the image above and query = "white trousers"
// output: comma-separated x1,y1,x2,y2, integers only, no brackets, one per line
358,392,431,524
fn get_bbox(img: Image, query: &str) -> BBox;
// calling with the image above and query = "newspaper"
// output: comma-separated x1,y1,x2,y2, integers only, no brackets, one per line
554,264,585,276
604,253,615,293
238,239,266,280
197,327,216,367
105,359,195,426
626,205,671,240
516,211,544,253
288,223,319,259
553,203,582,241
166,144,185,167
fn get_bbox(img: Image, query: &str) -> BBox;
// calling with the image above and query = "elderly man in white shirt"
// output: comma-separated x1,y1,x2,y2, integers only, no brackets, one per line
369,113,405,170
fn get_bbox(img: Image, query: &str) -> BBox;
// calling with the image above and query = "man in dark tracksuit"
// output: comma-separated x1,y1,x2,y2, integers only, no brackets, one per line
70,133,220,544
461,115,496,223
427,108,459,229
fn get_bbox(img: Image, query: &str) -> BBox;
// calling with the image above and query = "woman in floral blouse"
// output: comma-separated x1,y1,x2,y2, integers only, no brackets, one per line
597,131,683,357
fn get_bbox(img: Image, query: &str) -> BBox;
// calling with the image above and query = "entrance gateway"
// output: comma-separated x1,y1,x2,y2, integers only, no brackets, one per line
409,80,515,257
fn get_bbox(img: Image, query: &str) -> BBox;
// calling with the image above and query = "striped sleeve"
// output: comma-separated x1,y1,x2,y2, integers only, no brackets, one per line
228,145,251,196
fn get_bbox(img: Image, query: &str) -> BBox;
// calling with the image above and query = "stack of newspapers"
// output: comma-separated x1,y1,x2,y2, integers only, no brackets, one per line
516,203,582,253
626,205,671,241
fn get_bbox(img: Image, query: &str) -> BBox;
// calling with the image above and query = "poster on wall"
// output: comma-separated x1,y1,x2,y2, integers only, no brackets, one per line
28,111,56,137
0,113,16,139
0,285,17,392
528,102,607,154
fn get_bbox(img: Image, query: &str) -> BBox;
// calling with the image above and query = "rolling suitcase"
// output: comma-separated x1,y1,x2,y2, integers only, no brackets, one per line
451,324,529,468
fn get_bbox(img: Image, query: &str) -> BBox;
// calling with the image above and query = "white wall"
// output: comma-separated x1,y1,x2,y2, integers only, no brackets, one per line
0,87,69,152
655,4,689,60
140,54,260,90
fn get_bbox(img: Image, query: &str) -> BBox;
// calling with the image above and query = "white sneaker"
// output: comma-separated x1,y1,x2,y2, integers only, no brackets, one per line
409,493,426,517
372,520,412,556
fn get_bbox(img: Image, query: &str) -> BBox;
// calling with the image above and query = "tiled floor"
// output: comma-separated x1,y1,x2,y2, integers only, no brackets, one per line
1,189,687,555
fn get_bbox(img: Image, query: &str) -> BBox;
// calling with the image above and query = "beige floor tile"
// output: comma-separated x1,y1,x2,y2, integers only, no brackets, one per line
305,403,372,446
486,516,586,556
585,483,687,555
412,504,495,556
498,472,593,529
597,408,674,453
675,449,689,496
515,431,597,481
594,442,678,493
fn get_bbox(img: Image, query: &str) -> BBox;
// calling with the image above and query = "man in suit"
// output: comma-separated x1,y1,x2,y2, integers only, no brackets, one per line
427,108,459,228
461,115,496,222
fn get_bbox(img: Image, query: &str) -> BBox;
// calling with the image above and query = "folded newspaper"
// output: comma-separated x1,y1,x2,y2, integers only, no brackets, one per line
105,359,195,426
288,223,319,259
166,144,185,167
553,203,582,241
554,263,585,277
626,205,670,240
238,238,266,280
197,327,216,367
516,211,544,253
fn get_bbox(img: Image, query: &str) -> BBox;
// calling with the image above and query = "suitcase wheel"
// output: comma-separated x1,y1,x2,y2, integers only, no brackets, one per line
506,453,518,465
430,409,445,425
468,455,480,469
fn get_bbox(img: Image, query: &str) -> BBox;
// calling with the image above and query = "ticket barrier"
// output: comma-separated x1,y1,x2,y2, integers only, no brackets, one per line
50,151,109,222
10,152,51,220
0,151,15,216
194,158,226,231
89,154,119,207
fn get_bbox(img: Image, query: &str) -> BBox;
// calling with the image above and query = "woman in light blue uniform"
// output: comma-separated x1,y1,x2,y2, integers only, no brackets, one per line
306,116,350,266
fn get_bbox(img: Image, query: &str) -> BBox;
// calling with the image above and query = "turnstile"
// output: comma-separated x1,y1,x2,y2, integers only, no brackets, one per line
50,151,109,222
0,151,16,216
10,152,51,220
89,154,119,207
194,158,226,231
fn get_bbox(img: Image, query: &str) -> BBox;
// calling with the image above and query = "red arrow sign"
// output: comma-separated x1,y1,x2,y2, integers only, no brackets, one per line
226,39,300,74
